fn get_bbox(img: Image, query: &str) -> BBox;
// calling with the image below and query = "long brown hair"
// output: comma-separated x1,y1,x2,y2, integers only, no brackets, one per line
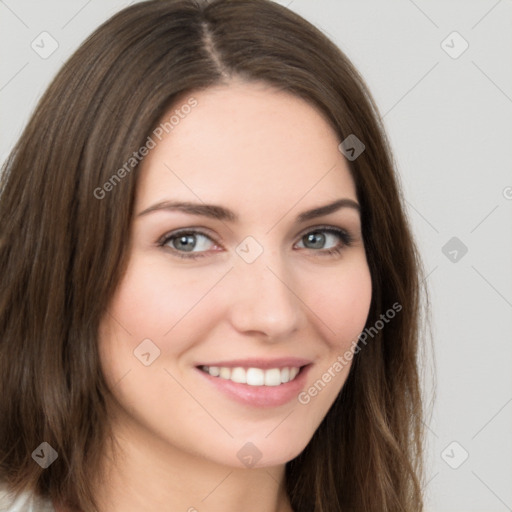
0,1,430,510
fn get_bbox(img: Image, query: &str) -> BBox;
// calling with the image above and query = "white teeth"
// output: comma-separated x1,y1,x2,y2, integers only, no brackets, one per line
246,367,264,386
200,365,302,386
209,366,220,377
230,367,246,383
289,367,300,380
219,367,231,380
264,368,281,386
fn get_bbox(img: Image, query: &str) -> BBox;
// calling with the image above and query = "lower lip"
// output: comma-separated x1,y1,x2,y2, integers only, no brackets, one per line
195,365,312,407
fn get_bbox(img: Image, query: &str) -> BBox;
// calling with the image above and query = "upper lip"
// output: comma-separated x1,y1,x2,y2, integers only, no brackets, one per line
196,357,312,370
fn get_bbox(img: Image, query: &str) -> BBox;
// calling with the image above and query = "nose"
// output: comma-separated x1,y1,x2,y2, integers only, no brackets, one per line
226,252,303,341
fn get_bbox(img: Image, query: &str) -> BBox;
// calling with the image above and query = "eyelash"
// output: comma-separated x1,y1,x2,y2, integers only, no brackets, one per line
157,225,354,260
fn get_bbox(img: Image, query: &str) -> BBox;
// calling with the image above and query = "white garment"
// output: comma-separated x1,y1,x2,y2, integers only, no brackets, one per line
0,482,55,512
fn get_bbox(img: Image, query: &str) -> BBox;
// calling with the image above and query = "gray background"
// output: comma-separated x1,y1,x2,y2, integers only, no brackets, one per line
1,1,511,511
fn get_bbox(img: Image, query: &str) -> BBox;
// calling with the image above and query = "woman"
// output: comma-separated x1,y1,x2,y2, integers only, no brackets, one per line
0,0,428,510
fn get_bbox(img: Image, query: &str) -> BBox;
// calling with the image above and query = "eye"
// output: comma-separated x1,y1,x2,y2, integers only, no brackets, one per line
158,225,353,260
295,226,353,256
158,229,218,258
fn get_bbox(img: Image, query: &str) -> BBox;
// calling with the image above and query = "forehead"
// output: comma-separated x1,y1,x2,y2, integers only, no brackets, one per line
137,81,357,214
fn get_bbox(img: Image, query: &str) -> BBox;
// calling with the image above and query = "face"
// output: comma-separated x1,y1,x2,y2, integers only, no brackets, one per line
98,80,372,469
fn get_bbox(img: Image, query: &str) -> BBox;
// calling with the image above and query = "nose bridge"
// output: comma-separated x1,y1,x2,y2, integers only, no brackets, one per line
228,243,301,339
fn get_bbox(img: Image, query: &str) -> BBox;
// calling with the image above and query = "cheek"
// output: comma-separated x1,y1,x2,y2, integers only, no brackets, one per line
105,255,226,339
291,259,371,433
301,257,373,348
104,250,372,355
97,256,228,391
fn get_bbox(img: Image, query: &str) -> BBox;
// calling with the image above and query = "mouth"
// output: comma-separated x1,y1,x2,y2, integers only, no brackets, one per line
197,365,303,386
194,362,313,407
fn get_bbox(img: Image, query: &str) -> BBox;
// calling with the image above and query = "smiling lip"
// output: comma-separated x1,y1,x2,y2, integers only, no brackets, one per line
195,360,313,407
194,357,312,369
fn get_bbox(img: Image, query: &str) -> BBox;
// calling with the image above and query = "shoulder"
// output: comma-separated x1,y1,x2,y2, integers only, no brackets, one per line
0,481,55,512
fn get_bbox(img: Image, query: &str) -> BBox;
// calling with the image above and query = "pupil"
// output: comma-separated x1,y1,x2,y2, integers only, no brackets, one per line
174,234,196,251
305,232,325,249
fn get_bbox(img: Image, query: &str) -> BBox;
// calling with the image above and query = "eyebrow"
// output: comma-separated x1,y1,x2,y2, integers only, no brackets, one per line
137,198,360,223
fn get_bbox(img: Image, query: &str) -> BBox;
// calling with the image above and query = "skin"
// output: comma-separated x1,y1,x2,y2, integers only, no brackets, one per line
85,80,372,512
